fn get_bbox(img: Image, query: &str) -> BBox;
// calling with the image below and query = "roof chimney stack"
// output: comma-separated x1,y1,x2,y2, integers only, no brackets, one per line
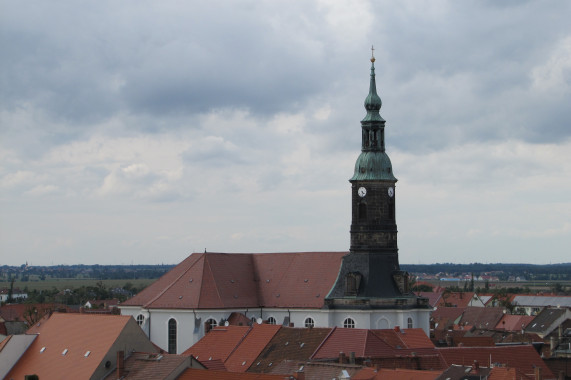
339,352,346,364
117,350,125,378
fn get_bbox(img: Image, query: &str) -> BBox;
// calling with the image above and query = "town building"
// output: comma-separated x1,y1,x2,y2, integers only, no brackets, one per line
120,53,431,354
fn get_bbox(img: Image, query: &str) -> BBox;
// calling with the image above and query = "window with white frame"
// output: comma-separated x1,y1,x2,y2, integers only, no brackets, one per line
136,314,145,326
168,318,177,354
304,317,315,328
267,316,276,325
343,317,355,328
407,317,413,329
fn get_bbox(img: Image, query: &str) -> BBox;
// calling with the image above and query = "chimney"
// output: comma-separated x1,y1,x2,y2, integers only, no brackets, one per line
394,326,400,333
339,352,346,364
349,351,355,365
472,360,479,371
534,366,542,380
295,369,305,380
117,350,125,378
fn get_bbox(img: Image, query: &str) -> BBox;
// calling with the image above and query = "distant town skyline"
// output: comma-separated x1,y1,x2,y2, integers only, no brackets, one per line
1,1,570,266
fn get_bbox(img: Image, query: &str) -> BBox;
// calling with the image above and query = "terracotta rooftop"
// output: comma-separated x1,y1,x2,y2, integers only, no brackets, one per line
183,325,251,362
495,314,534,331
416,291,443,308
177,368,290,380
437,345,554,379
6,313,154,379
122,252,347,310
361,367,443,380
458,307,505,330
372,328,434,349
437,292,476,308
311,328,395,360
224,324,281,372
103,352,191,379
271,360,364,380
249,326,333,373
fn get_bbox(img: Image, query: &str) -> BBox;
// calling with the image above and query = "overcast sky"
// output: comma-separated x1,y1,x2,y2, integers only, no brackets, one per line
1,1,570,266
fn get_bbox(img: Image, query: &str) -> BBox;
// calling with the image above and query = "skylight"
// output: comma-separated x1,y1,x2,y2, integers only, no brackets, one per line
84,351,91,357
62,349,68,355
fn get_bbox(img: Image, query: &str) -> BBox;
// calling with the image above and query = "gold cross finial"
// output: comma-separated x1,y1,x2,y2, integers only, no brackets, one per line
371,45,375,63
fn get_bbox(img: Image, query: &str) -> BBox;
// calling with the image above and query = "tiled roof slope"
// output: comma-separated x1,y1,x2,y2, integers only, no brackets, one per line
103,352,191,379
372,328,434,349
495,314,534,331
361,368,442,380
437,345,554,379
183,326,251,362
416,291,443,308
459,307,505,329
525,307,569,336
6,313,156,379
311,328,394,360
248,326,333,373
177,368,290,380
270,360,363,380
438,292,475,308
122,252,346,309
224,324,281,372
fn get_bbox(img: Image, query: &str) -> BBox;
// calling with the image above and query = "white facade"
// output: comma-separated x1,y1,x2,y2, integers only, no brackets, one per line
121,305,431,354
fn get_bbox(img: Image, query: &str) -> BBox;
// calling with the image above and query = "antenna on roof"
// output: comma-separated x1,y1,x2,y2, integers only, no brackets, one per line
204,248,207,253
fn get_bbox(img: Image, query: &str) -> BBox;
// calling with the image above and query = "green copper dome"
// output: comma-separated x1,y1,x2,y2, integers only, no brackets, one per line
351,151,396,181
350,52,396,182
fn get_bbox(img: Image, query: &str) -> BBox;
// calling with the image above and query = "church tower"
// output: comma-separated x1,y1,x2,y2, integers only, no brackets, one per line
325,51,429,311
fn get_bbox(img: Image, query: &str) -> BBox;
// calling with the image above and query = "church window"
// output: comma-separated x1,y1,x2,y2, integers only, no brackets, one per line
267,316,276,325
136,314,144,326
304,317,315,328
343,318,355,329
407,317,413,329
388,199,395,220
359,202,367,220
168,318,177,354
345,272,362,296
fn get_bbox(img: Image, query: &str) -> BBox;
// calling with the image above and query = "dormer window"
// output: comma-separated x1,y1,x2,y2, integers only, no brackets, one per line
345,272,362,296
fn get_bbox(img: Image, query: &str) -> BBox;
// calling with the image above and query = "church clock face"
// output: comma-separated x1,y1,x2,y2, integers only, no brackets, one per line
358,187,367,197
388,187,394,197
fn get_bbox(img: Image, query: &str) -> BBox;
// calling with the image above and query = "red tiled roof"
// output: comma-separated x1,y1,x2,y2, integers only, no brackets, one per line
122,252,346,310
368,368,442,380
437,292,475,308
224,324,281,372
183,326,251,361
431,307,465,325
437,345,554,379
311,328,394,360
6,313,147,379
416,291,443,308
177,368,289,379
248,326,333,373
103,352,190,379
459,307,505,329
495,314,534,331
371,328,434,350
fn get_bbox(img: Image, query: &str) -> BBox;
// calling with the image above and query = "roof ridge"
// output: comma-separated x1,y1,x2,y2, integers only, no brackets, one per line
144,253,204,308
309,326,336,359
224,325,253,364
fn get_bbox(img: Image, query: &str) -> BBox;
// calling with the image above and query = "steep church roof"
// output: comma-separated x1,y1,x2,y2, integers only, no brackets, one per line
122,251,347,309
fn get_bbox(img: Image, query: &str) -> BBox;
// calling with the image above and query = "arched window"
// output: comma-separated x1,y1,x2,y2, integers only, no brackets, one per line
304,317,315,328
407,317,413,329
359,203,367,220
136,314,145,326
205,318,217,333
343,318,355,329
267,316,276,325
168,318,177,354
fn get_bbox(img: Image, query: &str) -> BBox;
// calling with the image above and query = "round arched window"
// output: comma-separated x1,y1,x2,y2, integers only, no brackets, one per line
267,316,276,325
407,317,413,329
343,318,355,328
136,314,145,326
304,317,315,328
